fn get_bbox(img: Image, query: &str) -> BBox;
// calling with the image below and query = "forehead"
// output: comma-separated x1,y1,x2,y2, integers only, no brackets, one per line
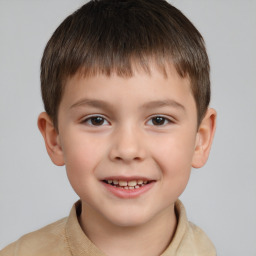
64,61,192,94
60,63,195,113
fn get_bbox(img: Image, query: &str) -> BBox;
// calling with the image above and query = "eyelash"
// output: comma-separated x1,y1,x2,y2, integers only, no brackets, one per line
82,115,110,126
146,115,173,126
81,115,173,127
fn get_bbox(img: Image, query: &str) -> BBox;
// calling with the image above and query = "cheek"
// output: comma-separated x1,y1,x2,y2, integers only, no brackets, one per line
62,131,104,168
157,145,193,202
60,134,105,191
152,132,196,188
155,133,195,167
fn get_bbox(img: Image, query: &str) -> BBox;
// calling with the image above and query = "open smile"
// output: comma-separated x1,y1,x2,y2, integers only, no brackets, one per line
103,179,152,189
102,178,155,198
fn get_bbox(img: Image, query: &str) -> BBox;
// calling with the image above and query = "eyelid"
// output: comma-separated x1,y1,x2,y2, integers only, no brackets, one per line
146,114,175,126
81,114,111,126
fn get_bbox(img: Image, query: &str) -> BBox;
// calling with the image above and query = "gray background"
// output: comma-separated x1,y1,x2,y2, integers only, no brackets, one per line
0,1,255,255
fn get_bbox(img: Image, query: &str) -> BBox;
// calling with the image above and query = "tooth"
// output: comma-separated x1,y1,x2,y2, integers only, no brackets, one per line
137,180,143,185
124,187,129,189
135,185,140,189
107,180,112,184
143,181,148,184
119,181,128,186
128,180,137,186
129,186,135,189
113,180,119,185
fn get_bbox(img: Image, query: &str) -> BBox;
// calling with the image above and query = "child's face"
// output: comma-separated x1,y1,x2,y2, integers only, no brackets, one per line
51,65,204,227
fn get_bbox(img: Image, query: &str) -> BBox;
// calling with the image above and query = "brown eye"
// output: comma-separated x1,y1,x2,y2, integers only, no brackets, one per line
91,116,104,125
152,116,166,125
84,116,109,126
147,116,171,126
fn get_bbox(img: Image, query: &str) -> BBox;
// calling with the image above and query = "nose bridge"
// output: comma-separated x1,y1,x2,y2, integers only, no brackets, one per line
109,122,146,162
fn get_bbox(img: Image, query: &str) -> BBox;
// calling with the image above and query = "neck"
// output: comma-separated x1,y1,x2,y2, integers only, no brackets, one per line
79,203,177,256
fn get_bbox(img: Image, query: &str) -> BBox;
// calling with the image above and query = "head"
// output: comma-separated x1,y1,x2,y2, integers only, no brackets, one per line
40,0,210,130
38,0,216,228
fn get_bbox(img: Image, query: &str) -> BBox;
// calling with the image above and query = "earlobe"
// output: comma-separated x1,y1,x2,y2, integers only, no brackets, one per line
192,108,217,168
37,112,65,166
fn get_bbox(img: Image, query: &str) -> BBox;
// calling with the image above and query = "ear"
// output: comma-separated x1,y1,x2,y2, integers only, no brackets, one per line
37,112,65,166
192,108,217,168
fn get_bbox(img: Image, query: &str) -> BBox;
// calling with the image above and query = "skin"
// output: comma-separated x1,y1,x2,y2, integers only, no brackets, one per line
38,64,216,256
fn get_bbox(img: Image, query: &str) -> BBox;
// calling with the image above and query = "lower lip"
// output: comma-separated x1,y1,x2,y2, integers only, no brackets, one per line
102,182,155,199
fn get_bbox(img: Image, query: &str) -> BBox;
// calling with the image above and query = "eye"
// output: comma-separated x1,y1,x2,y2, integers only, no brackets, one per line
147,116,172,126
82,115,110,126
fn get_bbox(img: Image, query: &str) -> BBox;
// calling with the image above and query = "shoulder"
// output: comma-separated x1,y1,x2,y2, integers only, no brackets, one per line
185,221,216,256
0,217,71,256
163,200,216,256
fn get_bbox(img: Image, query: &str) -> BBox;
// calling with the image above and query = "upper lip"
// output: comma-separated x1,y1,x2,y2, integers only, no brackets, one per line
102,176,153,181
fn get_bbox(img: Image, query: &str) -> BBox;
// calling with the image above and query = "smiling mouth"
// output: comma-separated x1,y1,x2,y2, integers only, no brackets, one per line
103,179,152,190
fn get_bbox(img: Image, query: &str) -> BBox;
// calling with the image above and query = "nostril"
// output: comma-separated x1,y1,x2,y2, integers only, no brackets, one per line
115,156,142,162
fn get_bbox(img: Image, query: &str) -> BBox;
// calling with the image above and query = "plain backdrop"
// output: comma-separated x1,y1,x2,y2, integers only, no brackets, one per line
0,1,255,255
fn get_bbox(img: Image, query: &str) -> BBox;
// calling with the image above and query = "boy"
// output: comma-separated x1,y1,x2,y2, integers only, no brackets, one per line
1,0,217,255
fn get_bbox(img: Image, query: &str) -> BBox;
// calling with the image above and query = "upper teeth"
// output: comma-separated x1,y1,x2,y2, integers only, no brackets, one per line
107,179,148,187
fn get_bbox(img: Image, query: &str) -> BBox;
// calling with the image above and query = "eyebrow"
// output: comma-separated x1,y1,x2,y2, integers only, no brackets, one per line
140,99,185,111
70,98,185,111
70,99,113,110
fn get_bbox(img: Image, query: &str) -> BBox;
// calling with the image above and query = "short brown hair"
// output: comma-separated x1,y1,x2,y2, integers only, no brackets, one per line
41,0,210,129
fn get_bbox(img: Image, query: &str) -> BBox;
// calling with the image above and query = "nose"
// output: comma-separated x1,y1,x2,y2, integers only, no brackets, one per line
108,125,146,163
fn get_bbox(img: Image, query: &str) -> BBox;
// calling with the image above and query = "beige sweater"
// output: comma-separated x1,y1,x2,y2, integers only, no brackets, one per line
0,200,216,256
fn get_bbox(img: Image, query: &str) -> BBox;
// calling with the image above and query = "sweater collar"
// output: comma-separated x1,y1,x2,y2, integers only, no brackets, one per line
65,200,188,256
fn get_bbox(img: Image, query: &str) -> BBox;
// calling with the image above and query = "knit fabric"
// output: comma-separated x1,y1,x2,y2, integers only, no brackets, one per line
1,200,216,256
